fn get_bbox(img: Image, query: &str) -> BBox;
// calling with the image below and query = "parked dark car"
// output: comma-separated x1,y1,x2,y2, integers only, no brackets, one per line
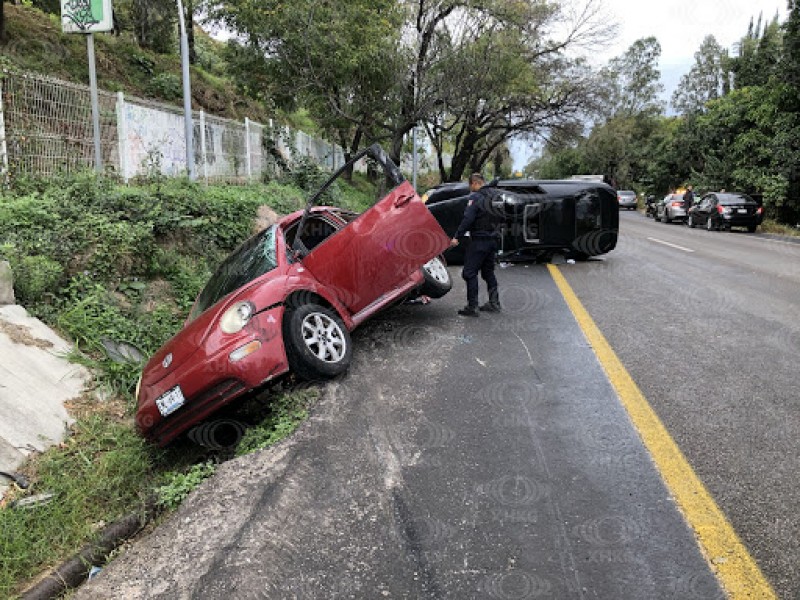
422,179,618,263
135,145,451,446
688,192,762,232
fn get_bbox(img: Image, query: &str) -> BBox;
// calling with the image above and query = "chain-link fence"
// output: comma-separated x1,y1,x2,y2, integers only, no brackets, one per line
0,70,346,184
1,72,118,178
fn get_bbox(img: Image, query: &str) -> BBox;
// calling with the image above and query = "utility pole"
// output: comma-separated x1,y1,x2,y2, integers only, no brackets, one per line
176,0,196,180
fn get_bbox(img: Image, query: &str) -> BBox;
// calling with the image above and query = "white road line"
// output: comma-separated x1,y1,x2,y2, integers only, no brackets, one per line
646,237,695,253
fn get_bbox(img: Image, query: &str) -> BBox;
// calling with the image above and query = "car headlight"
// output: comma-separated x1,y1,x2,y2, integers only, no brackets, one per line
220,301,256,334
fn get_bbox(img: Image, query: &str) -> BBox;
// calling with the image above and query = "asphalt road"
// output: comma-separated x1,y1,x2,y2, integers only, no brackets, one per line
557,211,800,599
75,212,797,599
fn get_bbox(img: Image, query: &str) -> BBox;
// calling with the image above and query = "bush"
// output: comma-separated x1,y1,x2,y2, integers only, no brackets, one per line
13,255,63,303
147,73,182,102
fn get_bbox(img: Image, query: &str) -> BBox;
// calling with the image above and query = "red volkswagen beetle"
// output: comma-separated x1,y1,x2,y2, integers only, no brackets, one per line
135,145,451,446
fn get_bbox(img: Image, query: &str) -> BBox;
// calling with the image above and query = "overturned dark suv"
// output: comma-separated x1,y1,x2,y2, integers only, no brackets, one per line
422,179,619,263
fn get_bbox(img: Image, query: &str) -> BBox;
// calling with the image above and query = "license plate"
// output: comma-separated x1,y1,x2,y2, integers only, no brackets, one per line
738,209,747,214
156,386,185,417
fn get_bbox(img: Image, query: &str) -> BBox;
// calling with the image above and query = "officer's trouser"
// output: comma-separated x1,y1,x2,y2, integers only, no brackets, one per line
461,236,498,308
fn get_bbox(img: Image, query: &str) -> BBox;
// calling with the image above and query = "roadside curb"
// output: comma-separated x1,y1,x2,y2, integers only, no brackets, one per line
756,232,800,244
20,499,160,600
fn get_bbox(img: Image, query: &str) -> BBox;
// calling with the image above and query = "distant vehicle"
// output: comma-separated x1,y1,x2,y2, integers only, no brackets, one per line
423,179,619,263
656,193,688,223
616,190,637,210
688,192,762,232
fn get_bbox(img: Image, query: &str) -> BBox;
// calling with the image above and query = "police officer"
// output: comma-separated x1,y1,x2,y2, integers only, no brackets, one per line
450,173,502,317
682,184,694,223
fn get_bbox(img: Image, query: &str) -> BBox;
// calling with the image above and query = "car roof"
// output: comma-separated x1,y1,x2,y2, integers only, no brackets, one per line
424,178,616,205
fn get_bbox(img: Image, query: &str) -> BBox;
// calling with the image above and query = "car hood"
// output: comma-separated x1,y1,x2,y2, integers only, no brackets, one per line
139,271,285,387
140,302,220,388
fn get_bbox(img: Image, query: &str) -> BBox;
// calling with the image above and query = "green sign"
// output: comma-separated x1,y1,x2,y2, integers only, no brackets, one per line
61,0,113,33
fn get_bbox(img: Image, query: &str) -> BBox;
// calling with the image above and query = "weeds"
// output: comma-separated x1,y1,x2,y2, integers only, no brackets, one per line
236,386,319,457
0,170,375,596
0,414,156,597
156,462,217,511
760,218,800,236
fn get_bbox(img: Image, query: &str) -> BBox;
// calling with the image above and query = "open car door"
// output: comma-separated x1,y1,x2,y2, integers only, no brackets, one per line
293,145,450,315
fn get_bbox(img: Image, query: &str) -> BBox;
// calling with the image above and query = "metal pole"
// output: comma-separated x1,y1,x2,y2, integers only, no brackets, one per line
412,126,417,190
199,110,208,183
116,91,129,182
412,72,418,190
0,78,8,183
176,0,195,180
86,33,103,172
244,117,252,182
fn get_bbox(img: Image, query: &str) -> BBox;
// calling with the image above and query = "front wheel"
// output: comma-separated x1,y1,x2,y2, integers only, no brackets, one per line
706,216,715,231
688,215,696,228
664,211,672,224
419,255,452,298
283,303,352,381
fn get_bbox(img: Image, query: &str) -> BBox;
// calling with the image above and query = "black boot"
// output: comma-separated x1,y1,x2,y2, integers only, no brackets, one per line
458,306,479,317
480,289,501,312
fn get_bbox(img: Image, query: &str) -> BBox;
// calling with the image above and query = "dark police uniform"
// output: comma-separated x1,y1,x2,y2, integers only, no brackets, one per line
682,188,694,212
454,188,503,312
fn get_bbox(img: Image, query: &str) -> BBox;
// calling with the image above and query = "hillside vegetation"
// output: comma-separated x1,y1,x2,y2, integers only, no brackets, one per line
0,3,269,123
0,162,375,597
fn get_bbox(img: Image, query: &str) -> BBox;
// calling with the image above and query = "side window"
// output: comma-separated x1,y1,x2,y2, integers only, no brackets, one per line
284,216,340,257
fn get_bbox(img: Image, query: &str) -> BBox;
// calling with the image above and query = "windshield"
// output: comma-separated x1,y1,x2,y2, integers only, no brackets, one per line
189,225,278,321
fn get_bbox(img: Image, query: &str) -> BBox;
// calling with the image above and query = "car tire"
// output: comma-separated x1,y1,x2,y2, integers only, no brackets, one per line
664,211,672,224
283,303,352,381
655,212,661,222
419,255,452,298
747,224,757,233
688,215,696,228
706,217,714,231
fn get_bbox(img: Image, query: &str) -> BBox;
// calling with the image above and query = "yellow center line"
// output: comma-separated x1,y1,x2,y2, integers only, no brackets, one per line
547,264,776,600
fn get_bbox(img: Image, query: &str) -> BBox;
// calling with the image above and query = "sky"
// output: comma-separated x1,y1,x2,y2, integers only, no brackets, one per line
511,0,788,170
601,0,786,97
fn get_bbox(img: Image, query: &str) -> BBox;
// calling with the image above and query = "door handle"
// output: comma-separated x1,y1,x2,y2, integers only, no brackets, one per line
394,194,413,208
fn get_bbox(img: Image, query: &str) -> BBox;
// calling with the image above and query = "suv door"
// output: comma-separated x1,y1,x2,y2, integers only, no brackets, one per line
296,145,450,315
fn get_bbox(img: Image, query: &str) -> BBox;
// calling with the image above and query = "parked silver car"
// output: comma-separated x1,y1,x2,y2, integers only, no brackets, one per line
617,190,638,210
655,193,688,223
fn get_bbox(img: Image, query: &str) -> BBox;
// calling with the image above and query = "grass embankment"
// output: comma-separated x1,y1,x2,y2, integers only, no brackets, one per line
1,3,267,123
760,219,800,237
0,168,374,597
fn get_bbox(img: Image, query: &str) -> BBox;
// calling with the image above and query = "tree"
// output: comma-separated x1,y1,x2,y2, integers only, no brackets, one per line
671,36,728,115
730,12,782,88
131,0,177,54
419,0,613,181
599,37,665,118
211,0,612,180
770,0,800,223
213,0,404,177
